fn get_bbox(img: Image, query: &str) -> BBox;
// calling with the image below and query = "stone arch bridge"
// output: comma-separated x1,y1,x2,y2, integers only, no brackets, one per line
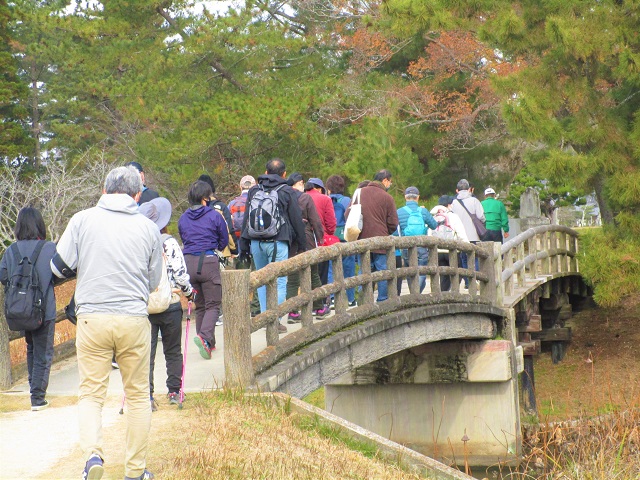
221,225,586,468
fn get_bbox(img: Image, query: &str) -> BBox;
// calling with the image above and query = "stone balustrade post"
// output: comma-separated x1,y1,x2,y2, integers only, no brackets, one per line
479,242,503,306
222,269,255,389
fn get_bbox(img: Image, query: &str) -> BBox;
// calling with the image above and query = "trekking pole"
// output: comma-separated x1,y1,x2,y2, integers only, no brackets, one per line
119,393,126,415
179,293,195,410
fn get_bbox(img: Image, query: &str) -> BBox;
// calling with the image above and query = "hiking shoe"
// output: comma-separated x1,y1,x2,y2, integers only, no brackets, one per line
124,469,154,480
31,400,49,411
194,335,212,359
150,397,158,412
287,312,301,324
278,322,288,333
82,454,104,480
168,392,179,405
348,300,358,308
313,306,330,318
216,315,223,326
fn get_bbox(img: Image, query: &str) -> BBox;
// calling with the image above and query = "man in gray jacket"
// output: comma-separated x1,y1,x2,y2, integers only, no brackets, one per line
451,178,486,288
51,166,162,480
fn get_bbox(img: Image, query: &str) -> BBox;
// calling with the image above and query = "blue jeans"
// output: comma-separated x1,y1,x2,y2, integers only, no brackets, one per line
251,240,289,312
370,253,388,302
402,247,429,293
460,242,479,288
328,254,356,303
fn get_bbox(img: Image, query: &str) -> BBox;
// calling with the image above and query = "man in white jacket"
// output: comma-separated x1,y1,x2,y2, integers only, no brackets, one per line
430,196,468,292
51,166,163,480
451,179,485,288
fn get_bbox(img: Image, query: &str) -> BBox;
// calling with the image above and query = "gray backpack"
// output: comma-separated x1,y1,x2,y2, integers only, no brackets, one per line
247,184,285,239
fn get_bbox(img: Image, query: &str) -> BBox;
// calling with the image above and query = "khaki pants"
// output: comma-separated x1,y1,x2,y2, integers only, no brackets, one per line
77,313,151,478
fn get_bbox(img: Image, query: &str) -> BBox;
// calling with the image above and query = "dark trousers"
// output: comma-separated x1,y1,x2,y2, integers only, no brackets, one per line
26,320,55,406
396,255,403,295
438,253,452,292
287,263,324,310
185,254,221,347
485,229,504,243
149,301,183,396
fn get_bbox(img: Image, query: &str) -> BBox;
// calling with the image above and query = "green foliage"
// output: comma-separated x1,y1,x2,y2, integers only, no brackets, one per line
579,228,640,307
506,159,585,217
0,0,31,163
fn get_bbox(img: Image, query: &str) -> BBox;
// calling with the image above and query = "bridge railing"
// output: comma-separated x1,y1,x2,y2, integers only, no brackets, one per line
500,225,579,298
222,236,503,388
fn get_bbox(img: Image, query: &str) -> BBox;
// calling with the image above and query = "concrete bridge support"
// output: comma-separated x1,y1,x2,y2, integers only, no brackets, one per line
325,340,524,468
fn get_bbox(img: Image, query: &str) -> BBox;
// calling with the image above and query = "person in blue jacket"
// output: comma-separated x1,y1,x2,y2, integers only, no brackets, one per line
395,186,438,293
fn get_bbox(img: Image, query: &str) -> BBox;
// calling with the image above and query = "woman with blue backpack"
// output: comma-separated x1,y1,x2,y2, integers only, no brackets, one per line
326,175,357,306
0,207,57,411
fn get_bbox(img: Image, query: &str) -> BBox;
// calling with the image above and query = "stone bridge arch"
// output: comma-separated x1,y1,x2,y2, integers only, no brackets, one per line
255,303,504,397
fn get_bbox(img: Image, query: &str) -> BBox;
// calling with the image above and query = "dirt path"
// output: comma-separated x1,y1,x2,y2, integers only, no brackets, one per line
0,396,177,480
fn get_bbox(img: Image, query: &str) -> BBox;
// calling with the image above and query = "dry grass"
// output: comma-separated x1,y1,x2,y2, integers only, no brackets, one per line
151,391,421,480
496,410,640,480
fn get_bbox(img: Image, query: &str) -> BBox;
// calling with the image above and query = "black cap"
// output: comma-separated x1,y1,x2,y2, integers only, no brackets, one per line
438,195,454,206
125,161,144,173
287,172,304,186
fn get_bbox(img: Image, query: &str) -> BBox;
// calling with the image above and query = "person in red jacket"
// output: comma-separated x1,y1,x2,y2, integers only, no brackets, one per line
305,178,336,313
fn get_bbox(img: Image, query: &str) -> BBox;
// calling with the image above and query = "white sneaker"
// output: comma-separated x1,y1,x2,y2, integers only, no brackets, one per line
216,316,223,326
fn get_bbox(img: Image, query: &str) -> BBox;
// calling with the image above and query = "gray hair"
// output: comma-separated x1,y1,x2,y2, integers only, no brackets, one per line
457,178,470,191
104,166,143,196
405,194,419,200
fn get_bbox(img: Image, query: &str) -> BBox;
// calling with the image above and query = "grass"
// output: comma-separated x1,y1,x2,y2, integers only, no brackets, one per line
143,390,423,480
0,394,77,413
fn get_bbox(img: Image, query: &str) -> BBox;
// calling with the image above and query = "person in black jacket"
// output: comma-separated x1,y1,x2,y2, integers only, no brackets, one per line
0,207,56,411
125,161,159,205
239,158,306,333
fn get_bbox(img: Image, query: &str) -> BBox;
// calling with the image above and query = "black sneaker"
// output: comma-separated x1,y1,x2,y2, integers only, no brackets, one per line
31,400,49,411
82,454,104,480
348,300,358,307
168,392,179,405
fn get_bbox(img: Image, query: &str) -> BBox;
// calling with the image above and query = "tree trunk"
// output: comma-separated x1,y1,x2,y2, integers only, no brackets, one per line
593,175,615,225
0,288,12,390
30,59,40,169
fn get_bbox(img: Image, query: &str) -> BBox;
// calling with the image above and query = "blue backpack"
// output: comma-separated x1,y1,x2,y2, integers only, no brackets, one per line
402,206,427,236
331,194,350,241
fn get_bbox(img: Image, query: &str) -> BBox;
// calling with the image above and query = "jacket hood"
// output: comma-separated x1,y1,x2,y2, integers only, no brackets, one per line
457,190,473,200
185,205,211,221
257,174,288,189
97,193,140,214
430,205,449,215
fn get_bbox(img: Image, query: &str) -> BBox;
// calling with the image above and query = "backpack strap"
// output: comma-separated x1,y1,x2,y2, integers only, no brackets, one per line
30,240,46,265
455,198,473,218
10,243,22,265
12,240,46,266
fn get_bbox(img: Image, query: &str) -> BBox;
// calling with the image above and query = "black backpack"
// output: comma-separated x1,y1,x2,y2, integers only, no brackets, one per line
4,241,47,331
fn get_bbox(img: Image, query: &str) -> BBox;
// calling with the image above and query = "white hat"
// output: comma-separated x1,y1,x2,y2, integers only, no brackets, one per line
484,187,496,196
